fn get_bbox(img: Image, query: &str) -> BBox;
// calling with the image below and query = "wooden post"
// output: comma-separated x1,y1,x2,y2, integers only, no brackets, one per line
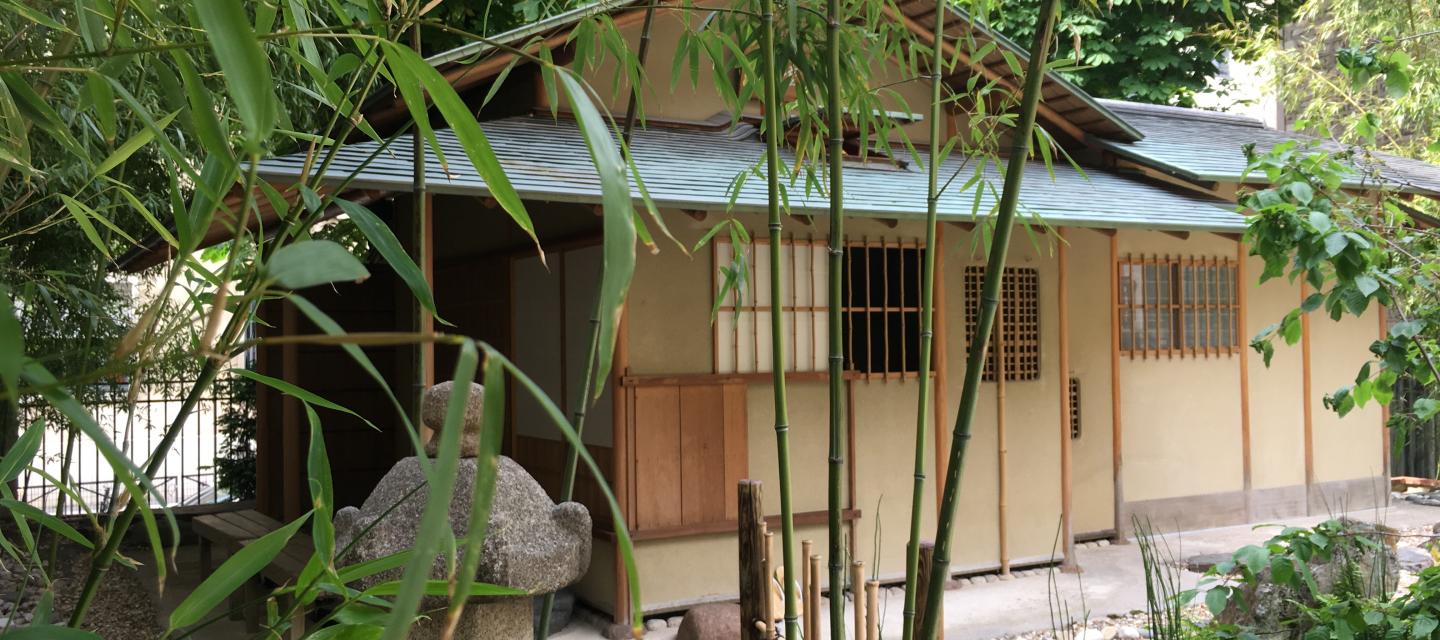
915,540,936,633
1380,306,1390,479
865,580,880,640
997,265,1010,573
1237,242,1253,521
613,306,631,626
1108,232,1126,542
934,224,950,512
1301,282,1314,514
801,539,814,640
851,561,866,639
809,553,822,640
764,527,776,639
1058,228,1076,571
740,480,767,640
280,301,302,522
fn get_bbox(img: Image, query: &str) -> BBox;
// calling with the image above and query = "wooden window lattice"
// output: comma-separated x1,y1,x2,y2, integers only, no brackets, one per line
1117,255,1239,358
1069,377,1081,440
713,236,926,379
963,266,1041,382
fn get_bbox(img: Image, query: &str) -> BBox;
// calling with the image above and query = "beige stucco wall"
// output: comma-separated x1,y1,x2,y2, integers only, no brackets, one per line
1244,252,1306,490
602,214,1387,613
1116,231,1245,503
1310,306,1386,487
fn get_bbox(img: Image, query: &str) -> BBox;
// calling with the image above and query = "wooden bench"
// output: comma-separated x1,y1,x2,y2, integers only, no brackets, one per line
193,510,312,637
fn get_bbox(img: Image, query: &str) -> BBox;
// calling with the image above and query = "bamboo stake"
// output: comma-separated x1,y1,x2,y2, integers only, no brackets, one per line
810,554,823,640
1058,229,1075,571
997,277,1009,574
918,2,1061,638
765,528,776,639
902,0,948,635
852,561,866,639
759,3,800,637
866,580,880,640
803,539,815,639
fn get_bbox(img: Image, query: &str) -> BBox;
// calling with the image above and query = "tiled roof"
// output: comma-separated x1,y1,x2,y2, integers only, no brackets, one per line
253,116,1246,232
1093,99,1440,197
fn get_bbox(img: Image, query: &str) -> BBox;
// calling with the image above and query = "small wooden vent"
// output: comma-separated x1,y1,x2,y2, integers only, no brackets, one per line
964,266,1040,381
1069,377,1081,440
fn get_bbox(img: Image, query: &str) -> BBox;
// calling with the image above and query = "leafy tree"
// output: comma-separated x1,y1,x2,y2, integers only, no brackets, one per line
1252,0,1440,162
988,0,1301,106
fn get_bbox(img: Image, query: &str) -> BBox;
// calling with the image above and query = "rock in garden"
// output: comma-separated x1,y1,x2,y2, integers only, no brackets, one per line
1184,552,1234,573
421,380,487,457
334,381,592,640
645,618,668,632
1397,546,1434,572
1119,625,1141,639
677,603,741,640
1218,519,1399,639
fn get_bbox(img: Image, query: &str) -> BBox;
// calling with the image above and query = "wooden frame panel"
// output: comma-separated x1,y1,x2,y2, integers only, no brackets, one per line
1117,254,1240,358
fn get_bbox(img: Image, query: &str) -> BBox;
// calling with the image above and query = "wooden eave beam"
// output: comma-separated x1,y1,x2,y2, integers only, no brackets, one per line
1160,230,1190,240
884,5,1087,143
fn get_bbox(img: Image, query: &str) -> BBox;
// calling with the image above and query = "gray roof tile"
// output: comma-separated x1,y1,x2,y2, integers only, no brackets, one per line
255,116,1247,232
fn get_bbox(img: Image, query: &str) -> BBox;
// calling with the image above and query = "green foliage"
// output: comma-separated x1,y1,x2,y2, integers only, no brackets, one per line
214,374,257,501
1254,0,1440,162
987,0,1301,106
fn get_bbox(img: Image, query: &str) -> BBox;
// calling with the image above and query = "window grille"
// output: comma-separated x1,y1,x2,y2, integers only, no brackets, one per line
714,235,828,374
842,239,924,378
713,236,927,379
963,266,1041,381
1069,377,1081,440
1117,255,1239,358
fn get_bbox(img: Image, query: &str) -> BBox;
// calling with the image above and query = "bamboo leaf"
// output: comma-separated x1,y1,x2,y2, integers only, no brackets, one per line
378,42,540,261
305,625,382,640
336,549,411,584
94,111,178,177
168,512,311,629
0,499,92,549
264,239,370,290
448,350,507,623
556,72,635,401
233,369,375,430
379,340,479,640
0,626,101,639
170,52,231,164
333,199,446,325
19,362,178,593
0,419,42,483
306,405,335,570
0,286,21,403
286,295,422,457
487,350,643,628
58,196,112,261
84,73,117,144
364,580,522,598
195,0,277,151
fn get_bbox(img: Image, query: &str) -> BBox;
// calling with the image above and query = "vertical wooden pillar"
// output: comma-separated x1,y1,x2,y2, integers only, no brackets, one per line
1380,306,1390,479
1058,228,1076,570
739,480,767,640
280,301,303,522
255,303,275,517
933,224,950,514
1237,241,1253,521
1301,282,1314,514
1108,231,1125,541
612,305,632,626
997,258,1010,573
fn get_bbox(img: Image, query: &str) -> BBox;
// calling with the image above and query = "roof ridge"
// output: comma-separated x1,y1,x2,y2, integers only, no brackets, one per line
1096,99,1265,128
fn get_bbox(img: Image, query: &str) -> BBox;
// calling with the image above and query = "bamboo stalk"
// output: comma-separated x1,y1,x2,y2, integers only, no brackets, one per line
902,0,948,636
759,3,800,638
825,1,847,633
997,283,1009,574
917,2,1061,638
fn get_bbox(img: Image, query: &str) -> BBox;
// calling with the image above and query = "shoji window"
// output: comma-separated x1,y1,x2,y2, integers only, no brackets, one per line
1118,255,1239,358
964,266,1041,381
714,236,828,374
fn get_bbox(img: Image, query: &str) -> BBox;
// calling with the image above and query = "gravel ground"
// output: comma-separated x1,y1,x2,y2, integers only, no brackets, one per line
0,542,164,639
